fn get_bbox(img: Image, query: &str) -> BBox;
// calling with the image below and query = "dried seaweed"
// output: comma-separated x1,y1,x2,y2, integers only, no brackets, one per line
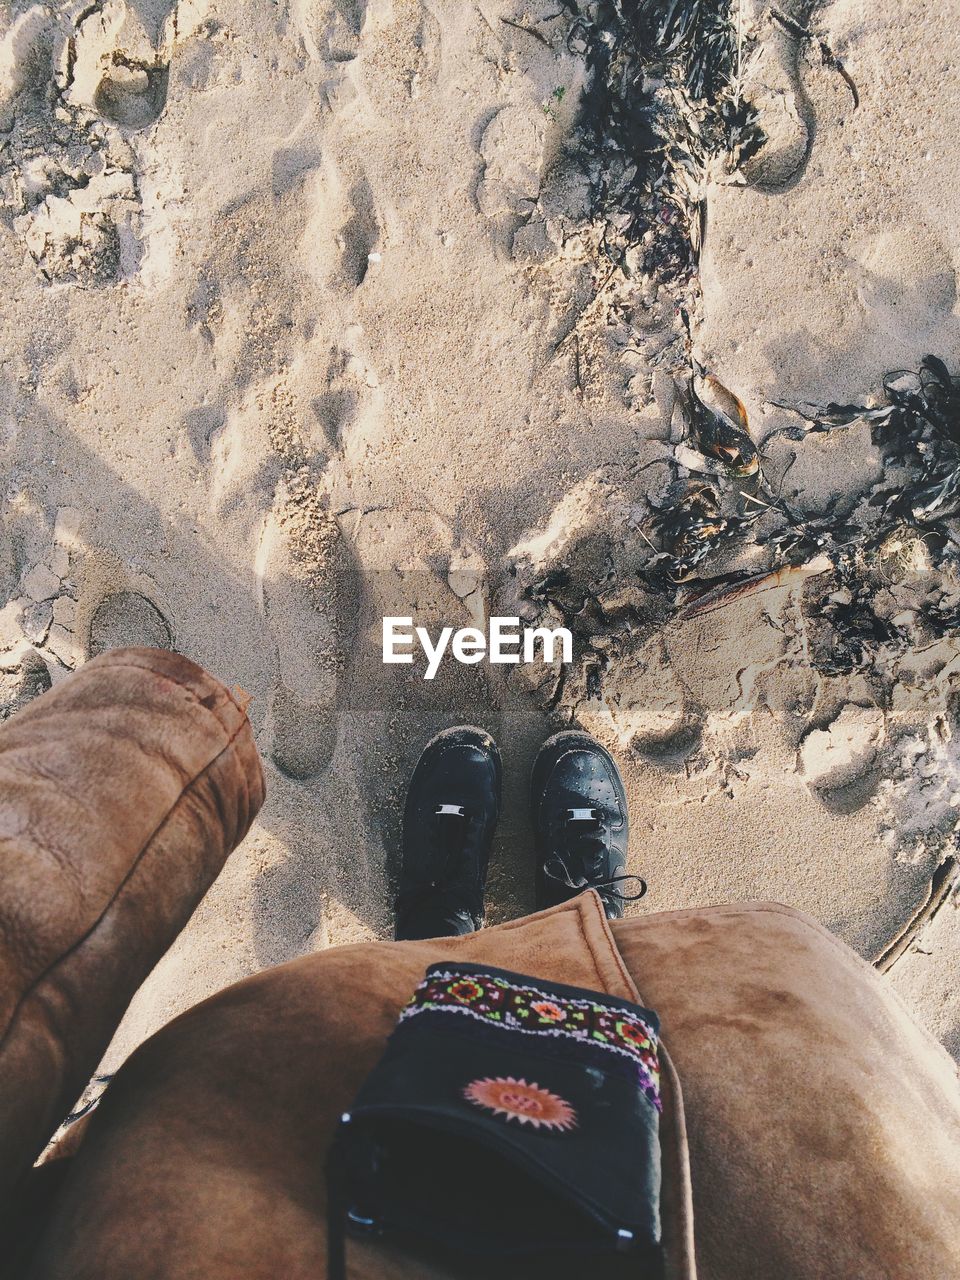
520,356,960,681
677,372,760,475
770,8,860,110
645,481,758,584
673,355,960,671
518,9,958,686
501,16,554,47
769,398,893,433
783,356,960,520
563,0,763,290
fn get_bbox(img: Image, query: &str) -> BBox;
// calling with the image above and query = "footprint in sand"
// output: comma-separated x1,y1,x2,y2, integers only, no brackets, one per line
59,0,173,129
412,6,442,89
312,368,359,452
337,178,380,287
312,328,384,461
271,145,325,200
609,642,703,767
182,405,227,462
343,507,493,747
554,626,705,767
476,104,545,219
851,227,958,342
257,499,356,780
294,0,369,64
301,158,382,294
94,60,169,131
799,704,885,815
0,0,195,285
88,590,174,656
739,0,817,191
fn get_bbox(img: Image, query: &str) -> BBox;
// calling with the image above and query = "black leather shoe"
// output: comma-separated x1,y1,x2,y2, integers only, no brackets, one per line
395,727,501,940
531,731,646,920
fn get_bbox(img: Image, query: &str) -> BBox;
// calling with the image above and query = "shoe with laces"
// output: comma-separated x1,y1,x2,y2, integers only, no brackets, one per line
394,727,501,940
531,730,646,920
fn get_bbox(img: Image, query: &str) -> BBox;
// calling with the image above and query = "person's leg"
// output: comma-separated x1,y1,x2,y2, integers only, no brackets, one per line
0,647,264,1205
394,727,501,940
531,730,646,919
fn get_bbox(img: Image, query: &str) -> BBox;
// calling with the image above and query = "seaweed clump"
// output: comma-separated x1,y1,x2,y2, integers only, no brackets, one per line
510,356,960,692
515,5,952,691
564,0,764,300
769,356,960,674
642,355,960,675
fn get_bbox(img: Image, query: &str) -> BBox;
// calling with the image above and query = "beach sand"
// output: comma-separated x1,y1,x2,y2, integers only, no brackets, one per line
0,0,957,1070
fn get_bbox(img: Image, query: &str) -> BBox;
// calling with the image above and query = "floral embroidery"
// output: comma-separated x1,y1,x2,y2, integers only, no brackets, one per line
616,1019,646,1045
399,967,661,1110
464,1076,577,1131
448,979,483,1003
530,1000,565,1023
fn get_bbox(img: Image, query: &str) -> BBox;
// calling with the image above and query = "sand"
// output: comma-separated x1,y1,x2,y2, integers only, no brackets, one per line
0,0,957,1072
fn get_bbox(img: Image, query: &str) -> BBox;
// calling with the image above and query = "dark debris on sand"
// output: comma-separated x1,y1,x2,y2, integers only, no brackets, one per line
517,353,960,684
513,7,958,692
768,356,960,673
562,0,764,292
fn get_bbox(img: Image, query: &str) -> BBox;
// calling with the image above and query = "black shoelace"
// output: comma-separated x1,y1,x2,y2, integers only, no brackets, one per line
544,810,646,909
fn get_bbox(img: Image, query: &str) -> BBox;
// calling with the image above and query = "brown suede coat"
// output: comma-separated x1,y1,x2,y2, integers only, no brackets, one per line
0,650,958,1279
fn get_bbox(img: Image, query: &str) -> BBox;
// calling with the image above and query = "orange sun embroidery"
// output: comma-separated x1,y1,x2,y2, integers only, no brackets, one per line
463,1076,577,1131
530,1000,566,1023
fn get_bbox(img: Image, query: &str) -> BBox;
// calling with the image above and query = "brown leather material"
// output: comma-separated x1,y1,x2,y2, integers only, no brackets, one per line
599,918,696,1280
5,655,958,1280
27,894,694,1280
0,647,265,1204
28,894,960,1279
611,903,960,1280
